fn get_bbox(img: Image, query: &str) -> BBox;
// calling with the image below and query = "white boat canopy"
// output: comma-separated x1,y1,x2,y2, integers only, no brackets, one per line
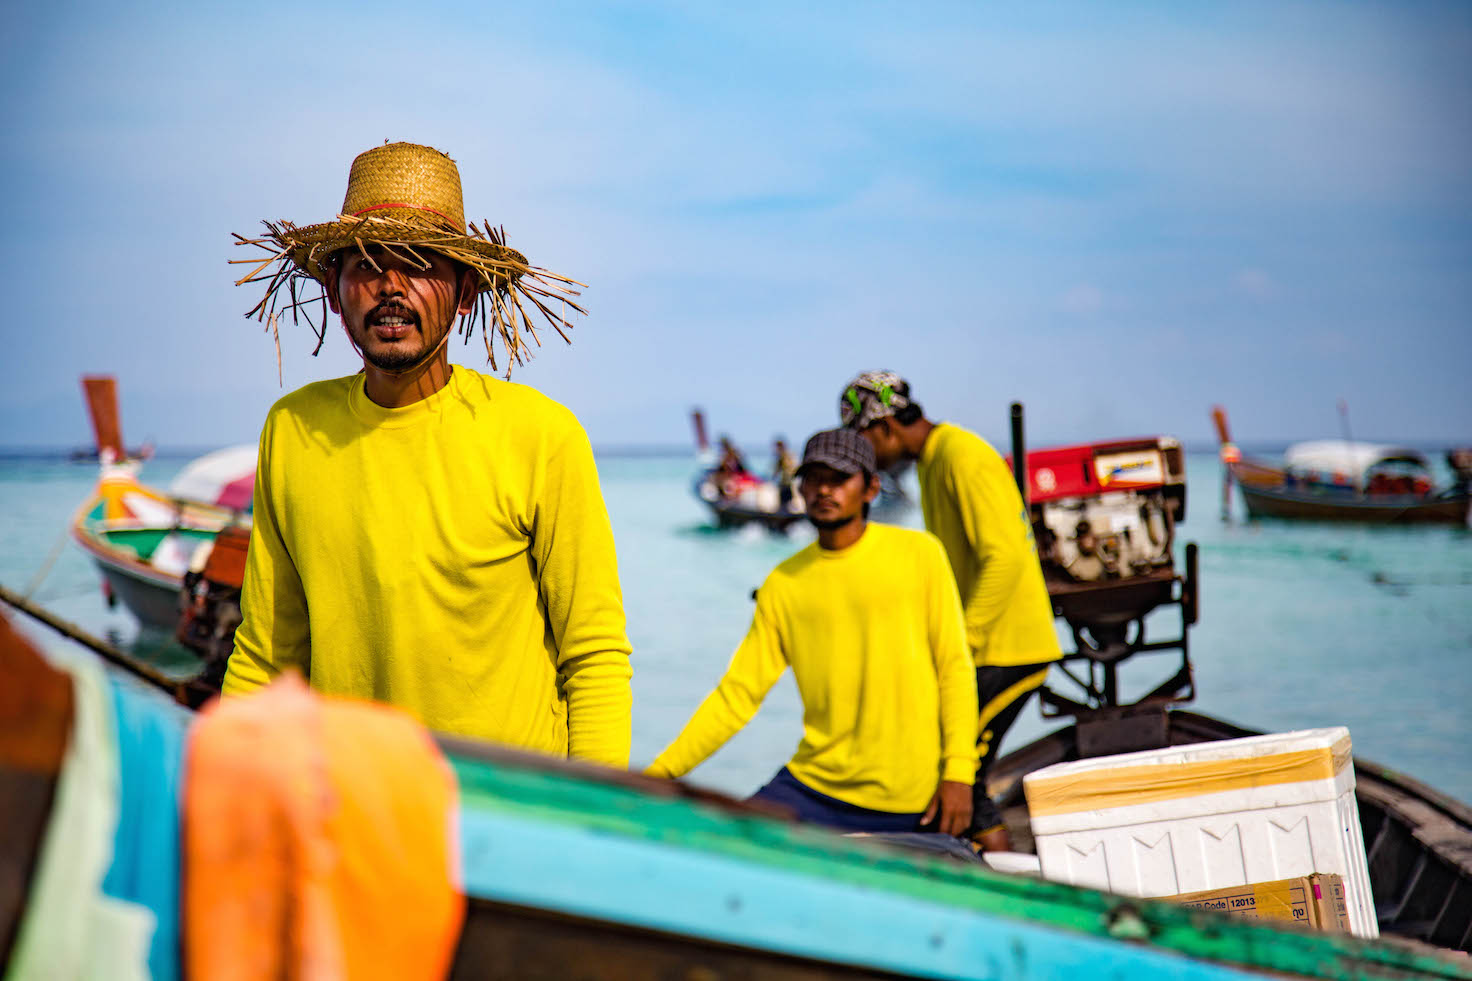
1284,441,1429,478
168,444,258,511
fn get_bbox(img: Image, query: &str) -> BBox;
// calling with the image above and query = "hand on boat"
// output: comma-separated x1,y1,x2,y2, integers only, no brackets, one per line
923,780,973,837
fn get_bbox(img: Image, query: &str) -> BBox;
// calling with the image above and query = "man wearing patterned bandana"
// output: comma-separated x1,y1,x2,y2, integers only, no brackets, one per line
840,371,1062,852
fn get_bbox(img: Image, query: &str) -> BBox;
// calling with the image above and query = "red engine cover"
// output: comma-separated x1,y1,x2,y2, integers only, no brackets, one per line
1006,437,1182,505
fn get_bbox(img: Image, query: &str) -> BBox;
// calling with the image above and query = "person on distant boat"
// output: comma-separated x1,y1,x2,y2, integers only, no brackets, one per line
771,437,798,508
715,435,751,500
647,428,978,836
717,436,747,473
222,142,632,767
840,371,1061,852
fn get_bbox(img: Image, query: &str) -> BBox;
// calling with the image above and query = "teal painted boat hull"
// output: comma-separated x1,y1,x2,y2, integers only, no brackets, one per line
6,648,1471,980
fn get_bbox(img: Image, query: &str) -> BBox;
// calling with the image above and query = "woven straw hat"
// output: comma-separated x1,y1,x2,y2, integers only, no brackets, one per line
233,142,584,379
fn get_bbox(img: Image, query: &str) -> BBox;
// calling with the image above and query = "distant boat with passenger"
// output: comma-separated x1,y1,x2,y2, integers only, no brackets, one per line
689,409,807,532
688,409,912,533
1212,406,1472,525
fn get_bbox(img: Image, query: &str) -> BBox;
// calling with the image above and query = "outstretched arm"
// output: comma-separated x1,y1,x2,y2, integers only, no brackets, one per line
646,603,788,779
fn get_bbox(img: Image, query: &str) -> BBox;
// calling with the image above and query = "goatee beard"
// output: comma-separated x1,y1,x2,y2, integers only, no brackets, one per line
364,345,434,373
360,321,451,374
807,513,859,532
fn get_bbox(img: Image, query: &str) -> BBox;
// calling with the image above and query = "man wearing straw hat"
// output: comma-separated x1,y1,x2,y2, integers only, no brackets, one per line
223,142,633,766
840,371,1061,851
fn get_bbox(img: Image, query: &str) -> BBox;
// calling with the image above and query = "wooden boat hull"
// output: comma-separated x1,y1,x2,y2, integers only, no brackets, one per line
69,465,239,633
693,475,909,533
1237,480,1470,525
706,500,807,532
79,544,183,631
988,708,1472,954
694,472,807,532
438,733,1470,979
3,610,1470,979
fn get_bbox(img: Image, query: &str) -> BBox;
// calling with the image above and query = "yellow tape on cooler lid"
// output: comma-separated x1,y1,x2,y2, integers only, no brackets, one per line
1025,736,1351,817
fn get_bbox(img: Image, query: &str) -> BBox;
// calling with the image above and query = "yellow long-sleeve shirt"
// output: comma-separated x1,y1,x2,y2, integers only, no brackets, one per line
224,367,633,766
918,423,1062,668
647,523,977,813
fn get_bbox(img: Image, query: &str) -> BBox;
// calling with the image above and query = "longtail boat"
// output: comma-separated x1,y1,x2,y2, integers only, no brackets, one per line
1211,406,1472,525
688,409,910,533
67,376,254,633
690,408,808,532
69,461,242,631
2,595,1469,980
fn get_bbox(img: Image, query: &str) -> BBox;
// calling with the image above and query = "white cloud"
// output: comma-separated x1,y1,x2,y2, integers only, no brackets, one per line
1058,284,1105,315
1236,268,1278,299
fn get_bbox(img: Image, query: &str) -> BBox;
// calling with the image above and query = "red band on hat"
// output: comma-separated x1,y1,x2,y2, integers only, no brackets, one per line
350,202,454,223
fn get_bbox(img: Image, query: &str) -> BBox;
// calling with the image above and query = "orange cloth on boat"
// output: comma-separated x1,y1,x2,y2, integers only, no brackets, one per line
0,614,73,778
918,423,1062,667
0,614,75,961
647,524,978,812
183,673,463,980
224,366,633,766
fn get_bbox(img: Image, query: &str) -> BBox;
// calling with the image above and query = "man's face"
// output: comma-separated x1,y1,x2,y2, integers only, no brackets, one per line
326,244,477,373
860,419,904,471
799,464,877,530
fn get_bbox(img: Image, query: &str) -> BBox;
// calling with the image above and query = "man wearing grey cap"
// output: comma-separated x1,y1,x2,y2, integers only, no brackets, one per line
841,371,1062,852
647,428,978,836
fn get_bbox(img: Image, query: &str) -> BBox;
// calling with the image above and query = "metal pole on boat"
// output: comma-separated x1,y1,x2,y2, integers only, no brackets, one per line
1010,401,1028,509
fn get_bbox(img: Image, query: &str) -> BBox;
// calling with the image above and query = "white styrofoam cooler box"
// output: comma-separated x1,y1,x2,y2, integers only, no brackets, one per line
1023,727,1377,938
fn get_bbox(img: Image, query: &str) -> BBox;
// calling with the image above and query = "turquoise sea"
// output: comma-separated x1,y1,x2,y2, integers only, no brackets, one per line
2,450,1469,805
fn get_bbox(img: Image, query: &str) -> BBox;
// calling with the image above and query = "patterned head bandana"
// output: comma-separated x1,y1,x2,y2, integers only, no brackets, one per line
838,370,913,429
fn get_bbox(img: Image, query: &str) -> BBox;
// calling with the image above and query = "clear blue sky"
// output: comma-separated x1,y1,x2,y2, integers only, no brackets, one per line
2,1,1468,452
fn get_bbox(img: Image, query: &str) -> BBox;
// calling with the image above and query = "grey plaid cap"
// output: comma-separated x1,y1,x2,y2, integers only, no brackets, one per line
797,428,877,477
838,370,912,429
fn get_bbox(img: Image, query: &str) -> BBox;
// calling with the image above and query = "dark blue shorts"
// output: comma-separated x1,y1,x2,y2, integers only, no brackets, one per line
749,768,926,833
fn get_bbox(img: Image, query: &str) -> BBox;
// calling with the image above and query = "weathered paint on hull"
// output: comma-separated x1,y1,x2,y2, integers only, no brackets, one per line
444,740,1472,980
453,803,1260,979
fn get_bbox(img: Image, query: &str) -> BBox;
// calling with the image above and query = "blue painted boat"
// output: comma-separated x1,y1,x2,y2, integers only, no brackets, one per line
4,606,1469,981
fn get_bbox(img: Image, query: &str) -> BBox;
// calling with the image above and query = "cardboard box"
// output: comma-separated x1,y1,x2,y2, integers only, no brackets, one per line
1166,874,1351,933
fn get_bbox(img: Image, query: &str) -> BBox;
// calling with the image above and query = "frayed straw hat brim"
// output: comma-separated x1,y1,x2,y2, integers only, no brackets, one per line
271,213,531,287
230,141,585,383
231,213,584,384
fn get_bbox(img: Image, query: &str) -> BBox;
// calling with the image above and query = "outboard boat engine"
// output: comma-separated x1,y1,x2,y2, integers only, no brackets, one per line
1024,439,1186,583
1007,425,1197,756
